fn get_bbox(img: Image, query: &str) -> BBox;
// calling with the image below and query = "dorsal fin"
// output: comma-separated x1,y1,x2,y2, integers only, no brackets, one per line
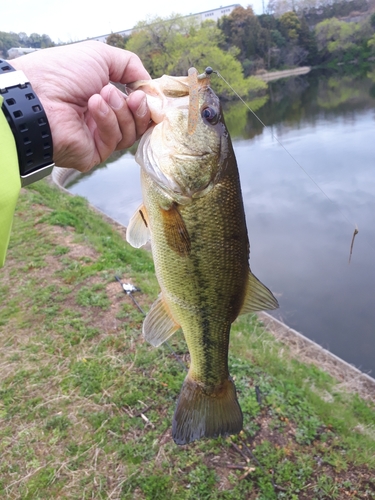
126,204,150,248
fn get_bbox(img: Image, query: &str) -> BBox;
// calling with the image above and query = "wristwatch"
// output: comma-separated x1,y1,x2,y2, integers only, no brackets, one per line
0,58,54,186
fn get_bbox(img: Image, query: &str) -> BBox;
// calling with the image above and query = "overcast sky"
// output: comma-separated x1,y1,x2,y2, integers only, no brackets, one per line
1,1,264,44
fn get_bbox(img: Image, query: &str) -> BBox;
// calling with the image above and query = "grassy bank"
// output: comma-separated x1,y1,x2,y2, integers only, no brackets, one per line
0,180,374,499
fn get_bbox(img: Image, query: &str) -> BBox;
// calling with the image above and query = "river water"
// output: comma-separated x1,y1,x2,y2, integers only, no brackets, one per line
68,68,375,375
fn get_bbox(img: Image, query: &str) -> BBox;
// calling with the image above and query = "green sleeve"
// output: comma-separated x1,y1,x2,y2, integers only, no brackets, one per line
0,95,21,267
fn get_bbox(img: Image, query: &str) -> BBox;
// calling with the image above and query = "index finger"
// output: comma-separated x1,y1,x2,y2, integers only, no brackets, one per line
102,44,151,84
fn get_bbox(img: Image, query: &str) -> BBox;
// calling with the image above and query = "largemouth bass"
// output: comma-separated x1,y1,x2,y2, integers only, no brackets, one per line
126,69,278,445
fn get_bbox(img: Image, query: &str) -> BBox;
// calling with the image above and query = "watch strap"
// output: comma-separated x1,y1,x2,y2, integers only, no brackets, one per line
0,59,54,186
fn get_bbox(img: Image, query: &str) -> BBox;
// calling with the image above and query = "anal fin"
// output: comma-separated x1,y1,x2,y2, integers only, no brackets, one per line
126,204,150,248
240,271,279,314
143,294,180,347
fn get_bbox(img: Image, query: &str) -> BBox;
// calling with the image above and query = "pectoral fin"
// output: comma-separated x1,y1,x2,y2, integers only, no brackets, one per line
240,271,279,314
143,294,180,347
126,205,150,248
161,202,191,257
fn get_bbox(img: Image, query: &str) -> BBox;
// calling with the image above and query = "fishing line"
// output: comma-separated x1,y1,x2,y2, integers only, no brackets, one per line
115,276,187,371
206,68,365,261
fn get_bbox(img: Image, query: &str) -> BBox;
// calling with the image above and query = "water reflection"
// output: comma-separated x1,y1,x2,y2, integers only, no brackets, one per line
68,153,142,225
239,119,375,372
68,69,375,375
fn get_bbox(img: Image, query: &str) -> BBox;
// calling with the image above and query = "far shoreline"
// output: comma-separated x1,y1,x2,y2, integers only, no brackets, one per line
256,66,311,82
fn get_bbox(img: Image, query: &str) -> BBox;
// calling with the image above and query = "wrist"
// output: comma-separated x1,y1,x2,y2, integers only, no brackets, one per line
0,59,54,186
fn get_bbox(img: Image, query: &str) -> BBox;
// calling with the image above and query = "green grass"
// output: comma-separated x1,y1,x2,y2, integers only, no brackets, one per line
0,180,374,499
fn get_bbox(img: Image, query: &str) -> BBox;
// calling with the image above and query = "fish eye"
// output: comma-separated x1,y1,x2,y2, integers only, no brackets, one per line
201,106,218,124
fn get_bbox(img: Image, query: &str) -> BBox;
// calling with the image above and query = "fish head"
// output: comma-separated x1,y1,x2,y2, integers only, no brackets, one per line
130,70,231,202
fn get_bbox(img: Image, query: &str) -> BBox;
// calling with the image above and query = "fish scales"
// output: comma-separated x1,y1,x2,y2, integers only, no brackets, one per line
142,156,248,386
126,69,278,444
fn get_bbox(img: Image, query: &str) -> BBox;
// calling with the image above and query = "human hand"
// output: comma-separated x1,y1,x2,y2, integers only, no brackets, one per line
11,41,151,172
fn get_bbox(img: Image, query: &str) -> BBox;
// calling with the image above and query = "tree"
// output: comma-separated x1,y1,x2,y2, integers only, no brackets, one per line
256,14,285,69
28,33,42,48
106,33,129,49
315,17,367,61
367,34,375,53
126,15,198,78
267,0,299,16
279,11,301,42
298,15,318,64
218,6,265,61
25,32,54,48
272,11,312,66
126,16,267,99
0,31,18,55
267,0,370,19
0,30,54,56
39,34,54,48
18,32,28,44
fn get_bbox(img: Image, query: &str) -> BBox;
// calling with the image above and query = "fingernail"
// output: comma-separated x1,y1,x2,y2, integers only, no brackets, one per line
109,88,124,110
136,97,148,118
99,97,109,115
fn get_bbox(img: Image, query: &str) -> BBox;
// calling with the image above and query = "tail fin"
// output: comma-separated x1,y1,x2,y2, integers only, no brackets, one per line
172,375,243,445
